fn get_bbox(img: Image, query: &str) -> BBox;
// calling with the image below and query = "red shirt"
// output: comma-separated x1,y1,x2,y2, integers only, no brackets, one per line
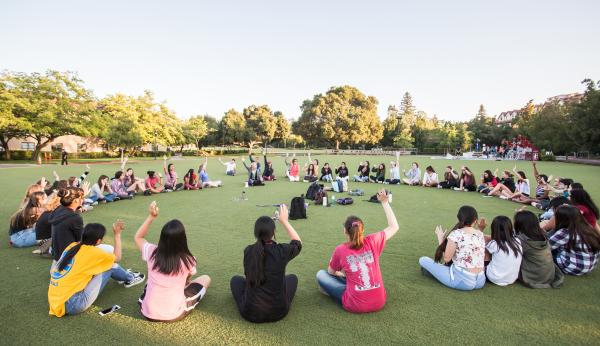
577,204,598,228
329,231,387,313
145,176,159,189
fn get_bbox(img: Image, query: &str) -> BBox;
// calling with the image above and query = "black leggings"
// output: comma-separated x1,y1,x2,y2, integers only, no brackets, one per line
230,274,298,322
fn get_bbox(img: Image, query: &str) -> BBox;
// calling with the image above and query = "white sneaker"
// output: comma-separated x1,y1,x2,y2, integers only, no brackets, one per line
124,272,146,288
453,187,461,191
499,195,509,200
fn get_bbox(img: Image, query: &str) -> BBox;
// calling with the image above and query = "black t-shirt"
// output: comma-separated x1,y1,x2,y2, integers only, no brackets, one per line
49,206,83,261
241,240,302,323
35,211,52,240
501,177,516,192
336,167,348,178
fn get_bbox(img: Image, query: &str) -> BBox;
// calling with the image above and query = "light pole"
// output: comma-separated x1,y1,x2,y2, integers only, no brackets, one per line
154,130,157,160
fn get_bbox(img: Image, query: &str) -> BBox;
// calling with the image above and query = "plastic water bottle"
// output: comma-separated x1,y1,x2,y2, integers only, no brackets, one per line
331,195,336,206
242,191,247,201
322,196,328,206
388,191,393,204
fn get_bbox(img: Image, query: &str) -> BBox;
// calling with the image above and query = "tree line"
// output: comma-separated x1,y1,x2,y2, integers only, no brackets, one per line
1,70,598,160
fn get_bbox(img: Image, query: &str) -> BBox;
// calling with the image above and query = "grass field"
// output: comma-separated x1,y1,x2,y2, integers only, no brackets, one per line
1,155,599,345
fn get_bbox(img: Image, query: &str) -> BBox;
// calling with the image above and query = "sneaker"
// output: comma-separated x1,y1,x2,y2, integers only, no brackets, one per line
499,195,509,200
82,205,93,212
91,201,99,206
165,189,173,193
124,272,146,288
453,187,461,191
117,269,142,284
482,195,493,198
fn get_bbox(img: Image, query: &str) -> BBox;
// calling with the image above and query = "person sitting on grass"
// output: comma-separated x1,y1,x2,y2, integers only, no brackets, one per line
50,187,86,268
198,157,223,188
402,162,421,185
89,175,117,203
514,210,564,288
262,153,276,181
9,191,45,248
183,169,201,190
111,171,134,200
34,193,61,256
231,204,301,323
242,157,264,186
419,206,486,291
285,154,301,182
163,156,183,191
507,167,531,202
422,166,438,187
385,160,401,185
320,163,333,182
316,189,399,313
120,158,147,194
353,161,371,183
485,216,522,286
218,157,237,176
439,166,459,189
477,169,498,194
145,171,165,194
134,201,211,322
569,189,600,231
303,163,318,183
453,166,476,192
335,162,349,182
48,221,145,318
370,163,386,183
486,170,516,197
21,181,46,208
548,205,600,276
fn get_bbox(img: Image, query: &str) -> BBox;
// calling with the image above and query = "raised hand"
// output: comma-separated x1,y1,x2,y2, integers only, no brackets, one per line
163,155,167,161
81,181,91,197
149,201,159,218
435,225,445,244
112,219,125,235
40,177,47,189
278,204,289,224
86,164,91,171
376,189,389,203
478,217,487,231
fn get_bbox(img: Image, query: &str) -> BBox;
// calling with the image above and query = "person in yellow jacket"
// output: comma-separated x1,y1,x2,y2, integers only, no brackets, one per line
48,221,145,317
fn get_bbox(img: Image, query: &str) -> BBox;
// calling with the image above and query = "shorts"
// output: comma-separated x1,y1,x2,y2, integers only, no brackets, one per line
139,282,206,322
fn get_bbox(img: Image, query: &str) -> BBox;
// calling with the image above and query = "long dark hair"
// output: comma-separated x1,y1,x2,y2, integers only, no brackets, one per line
549,196,571,211
490,216,522,257
185,169,195,181
569,189,599,219
167,163,175,180
150,220,196,275
114,171,123,180
345,216,364,250
246,216,276,287
435,206,478,262
10,191,45,230
517,171,527,182
97,175,109,192
57,223,106,271
554,205,600,252
483,170,494,183
514,210,545,241
57,187,83,207
126,168,135,182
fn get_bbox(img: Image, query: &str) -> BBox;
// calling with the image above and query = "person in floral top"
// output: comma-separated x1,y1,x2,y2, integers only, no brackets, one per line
419,206,486,290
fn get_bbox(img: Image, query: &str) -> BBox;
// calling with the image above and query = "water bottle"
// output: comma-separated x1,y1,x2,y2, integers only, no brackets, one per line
388,191,393,203
331,195,336,206
322,196,328,206
242,191,247,201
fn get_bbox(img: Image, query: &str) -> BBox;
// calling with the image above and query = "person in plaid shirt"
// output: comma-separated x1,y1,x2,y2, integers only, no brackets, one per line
548,205,600,275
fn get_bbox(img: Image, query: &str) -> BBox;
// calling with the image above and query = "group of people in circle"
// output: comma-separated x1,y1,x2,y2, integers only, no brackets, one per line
7,152,600,323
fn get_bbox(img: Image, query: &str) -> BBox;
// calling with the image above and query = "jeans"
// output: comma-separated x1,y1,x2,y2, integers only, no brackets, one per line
65,264,133,315
419,257,485,291
321,174,333,182
385,179,401,184
316,270,346,304
353,175,368,182
10,228,37,248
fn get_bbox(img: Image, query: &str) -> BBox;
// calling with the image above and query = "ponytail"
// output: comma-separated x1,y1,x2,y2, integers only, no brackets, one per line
344,216,364,250
57,223,106,271
247,216,275,287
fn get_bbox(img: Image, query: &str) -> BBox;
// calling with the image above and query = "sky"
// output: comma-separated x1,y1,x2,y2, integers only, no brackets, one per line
1,0,599,122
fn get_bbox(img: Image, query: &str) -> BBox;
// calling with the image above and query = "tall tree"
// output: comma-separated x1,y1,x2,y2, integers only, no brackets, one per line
568,79,600,153
294,85,383,149
0,74,33,159
183,115,209,151
243,104,278,150
273,111,291,146
221,109,246,145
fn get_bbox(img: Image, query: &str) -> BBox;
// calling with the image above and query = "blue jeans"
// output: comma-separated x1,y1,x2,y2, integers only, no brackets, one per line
316,270,346,304
10,228,37,248
65,265,132,315
419,257,485,291
353,175,368,182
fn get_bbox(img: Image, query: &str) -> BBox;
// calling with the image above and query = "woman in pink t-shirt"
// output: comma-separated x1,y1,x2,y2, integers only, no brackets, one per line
134,201,211,322
316,189,399,313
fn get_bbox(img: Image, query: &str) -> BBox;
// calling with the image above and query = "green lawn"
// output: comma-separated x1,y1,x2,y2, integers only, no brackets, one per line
1,156,599,345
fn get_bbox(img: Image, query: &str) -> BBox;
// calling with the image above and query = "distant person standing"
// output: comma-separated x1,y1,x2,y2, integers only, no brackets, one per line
61,150,68,166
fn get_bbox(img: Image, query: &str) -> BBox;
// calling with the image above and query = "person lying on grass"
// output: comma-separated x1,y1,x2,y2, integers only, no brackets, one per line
135,201,211,322
230,204,301,323
419,206,486,291
48,221,145,317
316,189,399,313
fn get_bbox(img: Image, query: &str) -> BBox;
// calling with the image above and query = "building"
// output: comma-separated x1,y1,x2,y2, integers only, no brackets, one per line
3,135,105,153
494,92,583,125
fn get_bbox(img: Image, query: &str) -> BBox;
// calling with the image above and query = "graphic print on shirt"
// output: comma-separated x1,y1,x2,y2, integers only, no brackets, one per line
346,251,380,291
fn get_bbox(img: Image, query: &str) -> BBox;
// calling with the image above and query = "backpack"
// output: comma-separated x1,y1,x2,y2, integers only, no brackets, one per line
289,195,307,220
314,190,328,205
306,183,323,200
337,197,353,205
368,193,380,203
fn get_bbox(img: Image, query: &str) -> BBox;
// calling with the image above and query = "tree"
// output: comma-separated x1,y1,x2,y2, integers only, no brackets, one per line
516,99,536,133
183,115,209,151
273,111,291,147
0,74,33,159
568,79,600,154
199,115,220,146
1,70,97,161
522,101,573,153
221,109,246,144
382,105,399,146
105,116,144,154
294,85,383,149
467,104,495,145
243,104,278,150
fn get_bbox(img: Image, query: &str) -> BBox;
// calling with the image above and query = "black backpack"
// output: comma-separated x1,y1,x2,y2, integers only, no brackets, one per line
289,195,307,220
306,183,323,200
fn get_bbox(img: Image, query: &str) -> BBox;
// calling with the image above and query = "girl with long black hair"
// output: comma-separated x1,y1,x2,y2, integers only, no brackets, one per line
48,222,145,317
230,204,302,323
135,201,211,322
485,216,522,286
420,206,486,290
569,189,600,231
183,169,200,190
548,205,600,275
9,191,45,248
